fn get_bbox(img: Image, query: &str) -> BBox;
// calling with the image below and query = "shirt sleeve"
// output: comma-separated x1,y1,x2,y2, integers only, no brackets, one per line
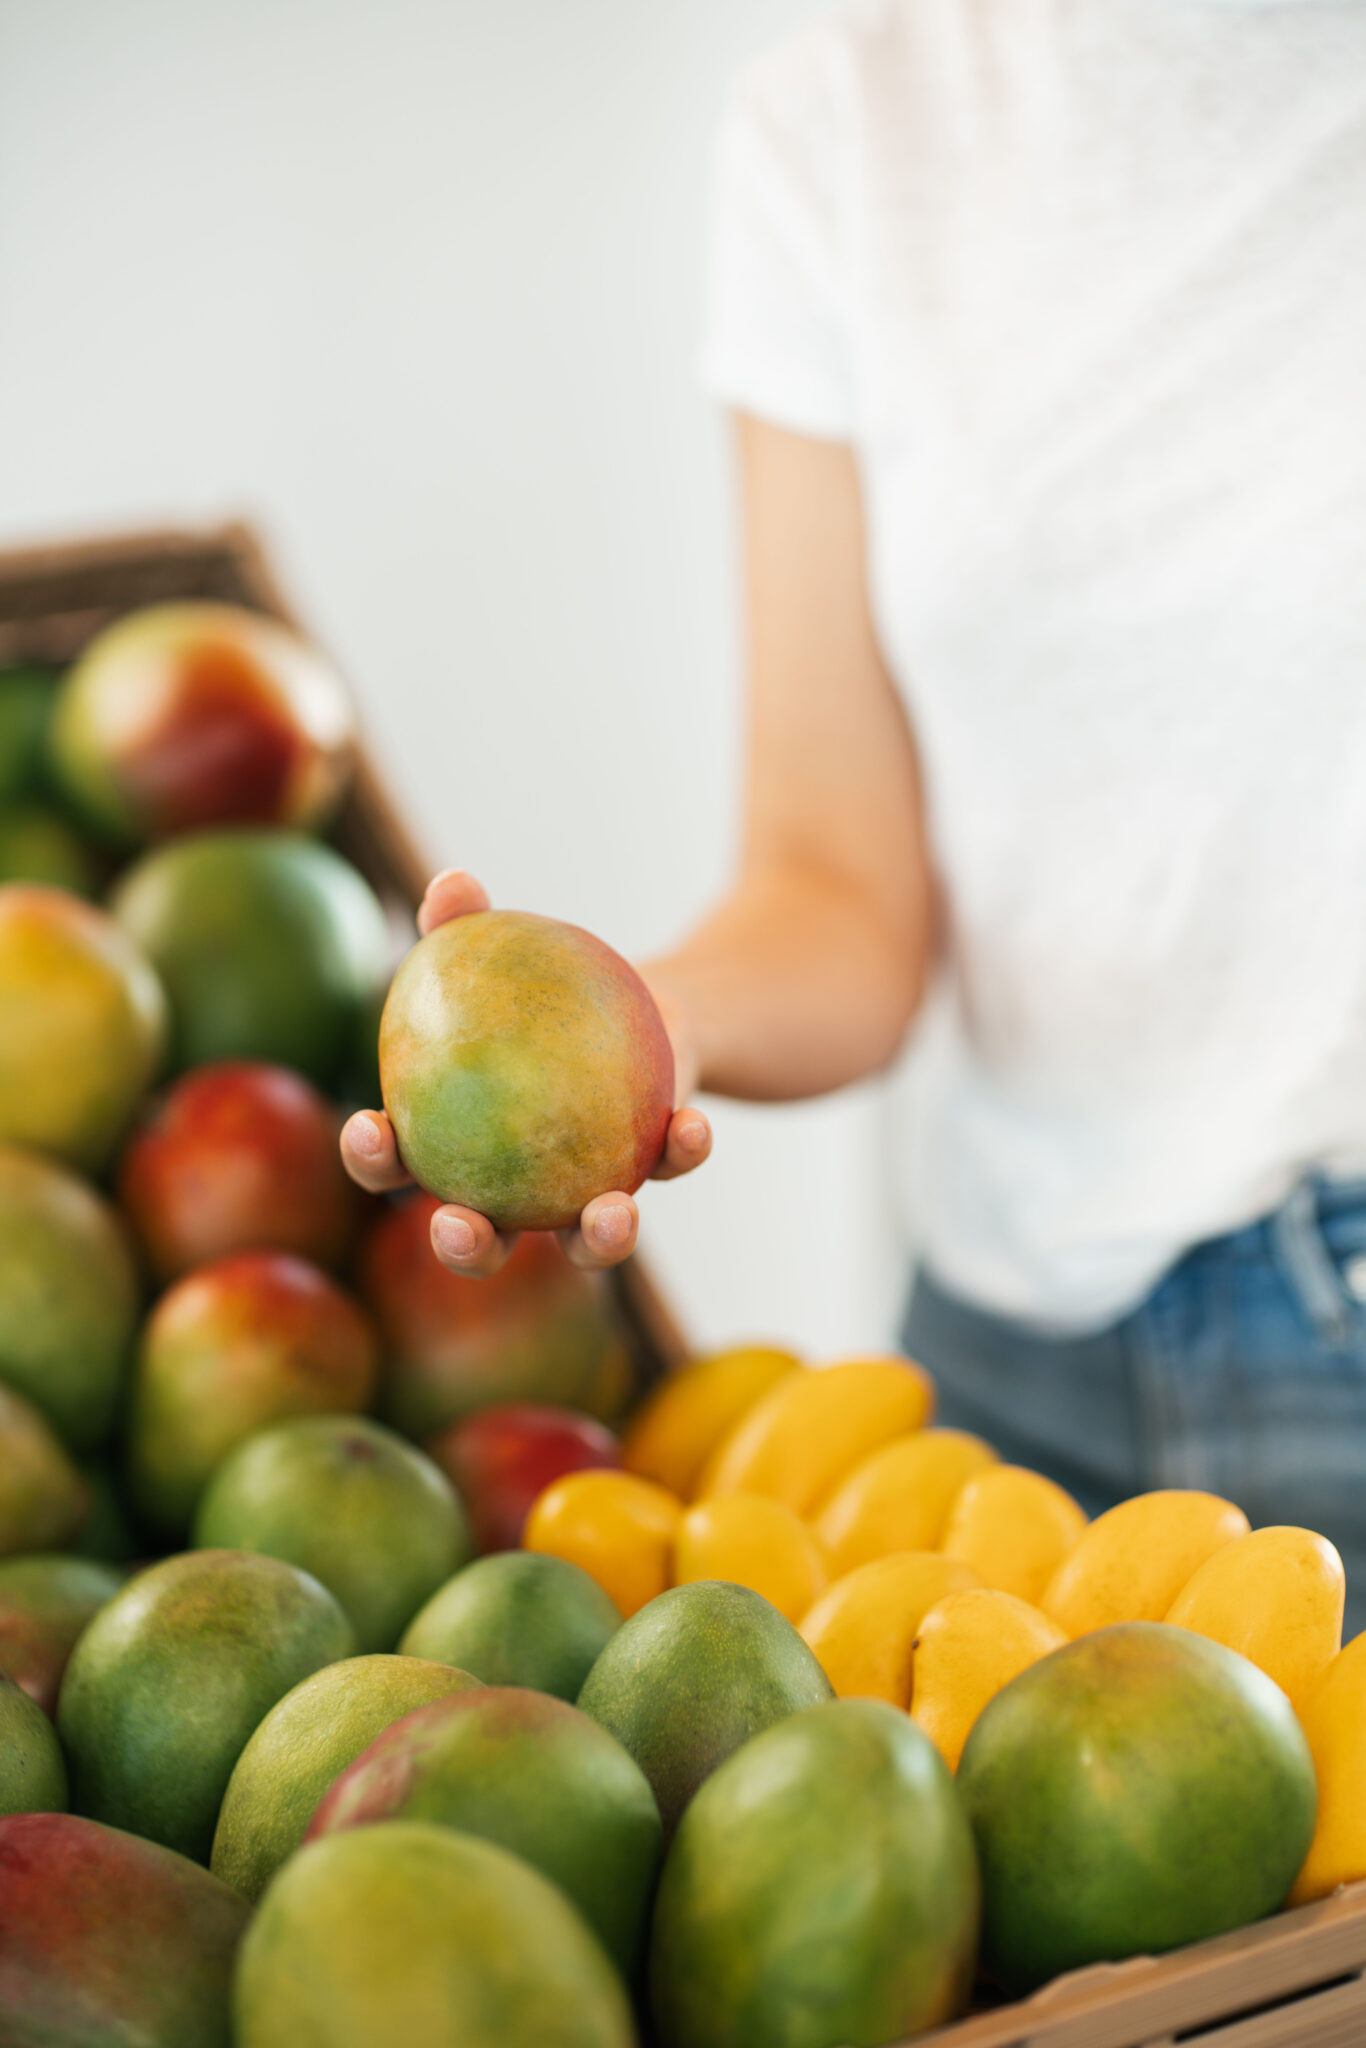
701,32,855,443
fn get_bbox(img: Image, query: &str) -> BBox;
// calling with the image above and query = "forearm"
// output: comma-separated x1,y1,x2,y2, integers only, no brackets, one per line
642,862,933,1103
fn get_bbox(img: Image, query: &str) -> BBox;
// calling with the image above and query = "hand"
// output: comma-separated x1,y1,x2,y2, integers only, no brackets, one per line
340,869,712,1277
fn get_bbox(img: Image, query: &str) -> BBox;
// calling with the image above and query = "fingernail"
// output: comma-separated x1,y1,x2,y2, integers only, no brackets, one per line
591,1204,633,1249
677,1119,707,1153
434,1215,478,1260
350,1116,382,1158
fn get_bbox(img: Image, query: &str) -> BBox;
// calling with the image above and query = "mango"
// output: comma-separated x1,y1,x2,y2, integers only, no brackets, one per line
699,1356,935,1515
427,1402,620,1553
651,1700,979,2048
0,1385,90,1558
363,1195,633,1434
621,1345,802,1500
49,601,354,843
958,1623,1316,1992
0,885,165,1171
112,828,390,1085
211,1652,482,1902
234,1823,635,2048
673,1494,827,1623
379,908,673,1230
941,1464,1088,1604
401,1551,622,1700
525,1469,682,1618
577,1580,832,1840
0,1672,67,1814
1166,1525,1344,1709
1042,1489,1249,1636
58,1548,355,1862
816,1428,998,1577
0,665,54,803
0,1554,125,1716
118,1059,364,1281
0,1813,250,2048
798,1552,981,1706
910,1588,1067,1770
126,1249,378,1536
0,804,98,894
194,1414,470,1652
309,1685,662,1977
0,1146,139,1452
1289,1630,1366,1903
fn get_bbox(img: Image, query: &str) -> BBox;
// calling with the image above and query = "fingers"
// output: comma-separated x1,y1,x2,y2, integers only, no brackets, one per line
340,1110,413,1193
418,869,492,937
429,1204,519,1279
560,1193,640,1271
651,1105,712,1182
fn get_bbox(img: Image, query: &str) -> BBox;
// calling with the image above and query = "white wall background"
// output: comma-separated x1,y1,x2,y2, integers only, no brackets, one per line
0,0,912,1359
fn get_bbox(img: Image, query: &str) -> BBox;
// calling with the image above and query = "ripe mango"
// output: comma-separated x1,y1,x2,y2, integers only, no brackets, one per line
0,1386,90,1559
401,1552,622,1700
673,1493,827,1623
621,1345,802,1500
1042,1489,1248,1636
380,909,673,1231
940,1465,1088,1605
1166,1526,1344,1709
817,1428,998,1577
0,1673,67,1816
799,1552,981,1707
0,1555,124,1717
524,1469,682,1618
1290,1630,1366,1903
910,1589,1067,1770
699,1357,935,1516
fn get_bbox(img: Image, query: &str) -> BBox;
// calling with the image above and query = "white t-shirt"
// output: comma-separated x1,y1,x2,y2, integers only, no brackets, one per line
704,0,1366,1332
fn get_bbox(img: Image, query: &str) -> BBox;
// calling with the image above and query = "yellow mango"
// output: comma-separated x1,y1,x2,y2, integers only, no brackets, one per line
816,1429,998,1578
672,1492,828,1623
940,1465,1088,1605
619,1345,801,1501
1165,1526,1344,1709
1290,1630,1366,1903
910,1588,1068,1770
699,1356,936,1516
1042,1489,1249,1638
523,1470,682,1618
798,1551,980,1708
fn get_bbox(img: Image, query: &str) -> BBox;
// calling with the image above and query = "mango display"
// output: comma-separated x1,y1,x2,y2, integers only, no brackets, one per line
193,1414,472,1651
958,1623,1317,1992
576,1580,833,1840
0,886,166,1170
0,1146,140,1452
799,1551,982,1706
57,1548,355,1862
0,1553,125,1716
525,1469,683,1617
363,1196,633,1434
113,828,390,1084
0,1813,251,2048
211,1652,483,1901
309,1685,663,1977
379,908,673,1230
619,1343,801,1499
673,1493,827,1623
234,1823,636,2048
126,1249,378,1535
426,1401,621,1553
700,1355,935,1512
650,1699,980,2048
119,1059,364,1281
400,1550,622,1699
49,601,355,844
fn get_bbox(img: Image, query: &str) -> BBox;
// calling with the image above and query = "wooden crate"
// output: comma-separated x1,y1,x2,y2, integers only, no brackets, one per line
7,521,1364,2048
0,519,689,1384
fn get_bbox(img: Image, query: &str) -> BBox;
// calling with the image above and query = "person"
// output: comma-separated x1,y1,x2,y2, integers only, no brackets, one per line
344,0,1366,1619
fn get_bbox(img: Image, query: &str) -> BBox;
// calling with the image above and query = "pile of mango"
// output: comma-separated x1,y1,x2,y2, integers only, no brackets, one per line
2,606,1365,2048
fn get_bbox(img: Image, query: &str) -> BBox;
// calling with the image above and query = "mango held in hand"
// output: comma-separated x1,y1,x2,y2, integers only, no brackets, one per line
380,909,673,1231
50,601,354,844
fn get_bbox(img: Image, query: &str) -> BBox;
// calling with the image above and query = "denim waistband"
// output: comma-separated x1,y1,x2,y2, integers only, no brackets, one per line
1268,1176,1360,1348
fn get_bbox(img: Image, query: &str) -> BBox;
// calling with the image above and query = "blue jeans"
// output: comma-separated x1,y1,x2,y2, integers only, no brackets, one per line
902,1176,1366,1638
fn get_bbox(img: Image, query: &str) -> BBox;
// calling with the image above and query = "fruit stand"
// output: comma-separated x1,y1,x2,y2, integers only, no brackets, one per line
4,521,1366,2048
